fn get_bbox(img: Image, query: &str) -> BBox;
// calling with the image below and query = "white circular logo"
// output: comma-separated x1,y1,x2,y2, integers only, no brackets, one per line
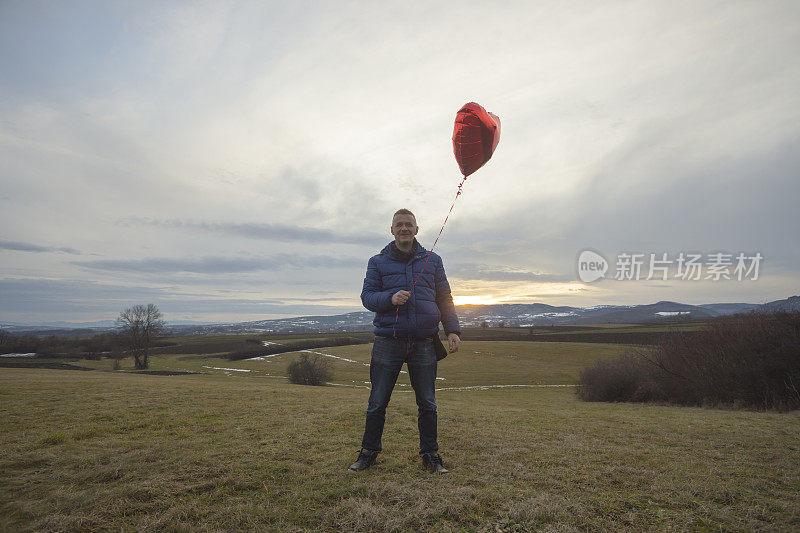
577,249,608,283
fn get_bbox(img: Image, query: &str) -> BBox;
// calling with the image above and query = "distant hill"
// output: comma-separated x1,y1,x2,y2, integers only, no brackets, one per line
760,295,800,313
4,296,797,337
453,300,717,326
698,303,761,315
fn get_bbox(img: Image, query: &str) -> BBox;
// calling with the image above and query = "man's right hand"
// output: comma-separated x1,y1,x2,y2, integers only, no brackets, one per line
391,290,410,306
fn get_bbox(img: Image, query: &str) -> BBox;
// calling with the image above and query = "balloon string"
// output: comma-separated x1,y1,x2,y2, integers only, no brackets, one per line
393,176,468,338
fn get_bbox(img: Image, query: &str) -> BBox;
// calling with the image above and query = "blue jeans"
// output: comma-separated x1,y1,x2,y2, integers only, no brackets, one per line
361,335,439,456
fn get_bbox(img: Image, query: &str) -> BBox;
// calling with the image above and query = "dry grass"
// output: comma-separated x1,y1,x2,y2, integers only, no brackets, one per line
1,360,798,532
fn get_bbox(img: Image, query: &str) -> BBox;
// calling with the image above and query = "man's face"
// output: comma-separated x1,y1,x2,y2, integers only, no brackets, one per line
391,214,418,247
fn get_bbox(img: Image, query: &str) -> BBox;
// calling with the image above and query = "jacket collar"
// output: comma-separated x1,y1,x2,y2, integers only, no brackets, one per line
380,238,427,261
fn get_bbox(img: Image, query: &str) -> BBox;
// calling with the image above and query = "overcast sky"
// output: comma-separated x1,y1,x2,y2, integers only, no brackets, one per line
1,1,798,324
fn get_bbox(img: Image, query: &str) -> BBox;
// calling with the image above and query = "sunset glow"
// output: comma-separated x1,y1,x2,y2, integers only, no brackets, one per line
453,295,501,306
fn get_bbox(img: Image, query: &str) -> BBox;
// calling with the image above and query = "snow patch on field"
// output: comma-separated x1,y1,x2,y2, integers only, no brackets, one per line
327,382,370,390
248,347,370,366
202,366,252,372
0,353,37,358
433,384,576,392
300,349,361,364
331,382,572,392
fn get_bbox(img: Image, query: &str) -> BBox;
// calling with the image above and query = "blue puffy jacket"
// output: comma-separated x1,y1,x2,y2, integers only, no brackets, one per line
361,239,461,339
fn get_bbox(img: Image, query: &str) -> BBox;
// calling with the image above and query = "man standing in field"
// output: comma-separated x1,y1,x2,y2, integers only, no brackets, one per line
349,208,461,474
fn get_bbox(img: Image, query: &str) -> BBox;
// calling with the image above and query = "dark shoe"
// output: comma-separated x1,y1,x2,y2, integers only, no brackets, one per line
422,452,449,474
348,448,378,472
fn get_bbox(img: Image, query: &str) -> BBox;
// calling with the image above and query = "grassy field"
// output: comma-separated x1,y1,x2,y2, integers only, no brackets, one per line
157,332,373,346
1,339,798,531
57,341,628,388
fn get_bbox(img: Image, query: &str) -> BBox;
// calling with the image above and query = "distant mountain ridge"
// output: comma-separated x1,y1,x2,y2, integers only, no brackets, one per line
3,296,797,336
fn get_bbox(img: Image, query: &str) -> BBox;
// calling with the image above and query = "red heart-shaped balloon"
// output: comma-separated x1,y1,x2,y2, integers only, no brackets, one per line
452,102,501,177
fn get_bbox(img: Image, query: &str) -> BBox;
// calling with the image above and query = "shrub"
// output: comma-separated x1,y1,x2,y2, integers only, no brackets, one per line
577,311,800,411
225,347,268,360
287,353,331,386
1,334,40,355
576,350,655,403
0,332,123,357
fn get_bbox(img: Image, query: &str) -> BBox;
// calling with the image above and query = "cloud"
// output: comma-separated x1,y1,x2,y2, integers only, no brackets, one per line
0,239,80,254
0,278,171,314
518,289,589,298
1,2,798,321
0,277,362,319
72,254,363,274
448,263,571,282
121,217,385,247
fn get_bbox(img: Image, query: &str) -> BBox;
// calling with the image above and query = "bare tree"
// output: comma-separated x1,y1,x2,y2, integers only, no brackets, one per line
116,304,165,369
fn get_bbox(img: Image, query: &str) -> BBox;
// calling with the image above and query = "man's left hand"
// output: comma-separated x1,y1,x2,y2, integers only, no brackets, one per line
447,333,461,354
